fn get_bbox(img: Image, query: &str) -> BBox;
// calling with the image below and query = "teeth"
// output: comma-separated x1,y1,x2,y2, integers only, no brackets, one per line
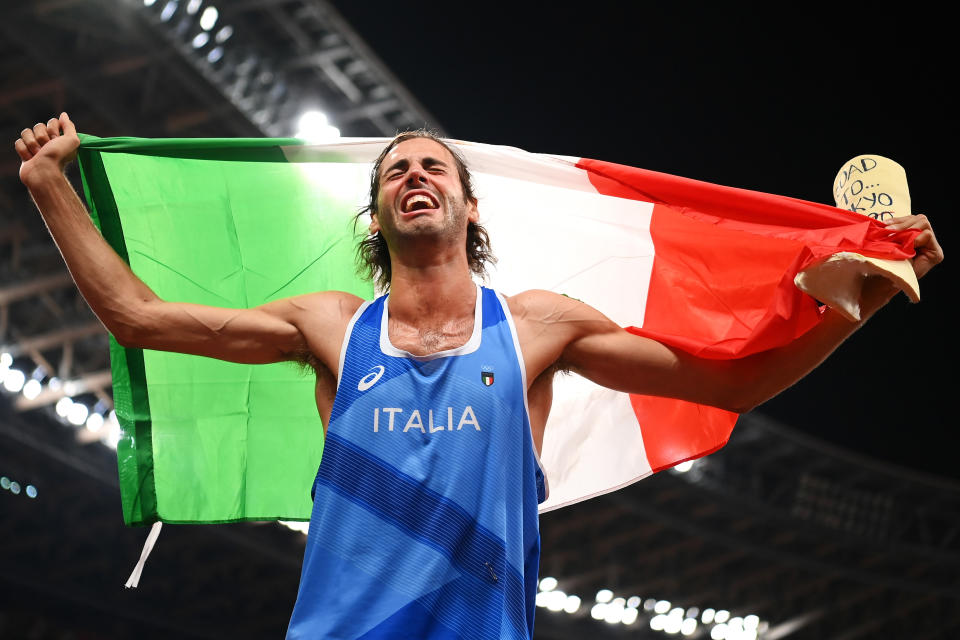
404,194,436,212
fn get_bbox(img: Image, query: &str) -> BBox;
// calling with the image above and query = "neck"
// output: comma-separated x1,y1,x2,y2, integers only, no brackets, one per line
387,253,477,324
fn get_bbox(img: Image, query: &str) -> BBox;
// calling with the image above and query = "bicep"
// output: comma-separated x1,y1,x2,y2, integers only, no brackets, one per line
513,289,738,412
560,317,738,411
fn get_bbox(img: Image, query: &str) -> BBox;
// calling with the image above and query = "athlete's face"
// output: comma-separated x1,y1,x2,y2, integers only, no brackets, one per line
370,138,478,244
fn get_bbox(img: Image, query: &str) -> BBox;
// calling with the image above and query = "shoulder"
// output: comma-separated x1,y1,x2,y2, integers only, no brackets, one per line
504,289,614,331
263,290,367,372
503,289,621,378
504,289,574,318
267,290,367,324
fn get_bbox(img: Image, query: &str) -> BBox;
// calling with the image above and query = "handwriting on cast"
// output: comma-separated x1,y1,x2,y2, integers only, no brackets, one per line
834,156,896,221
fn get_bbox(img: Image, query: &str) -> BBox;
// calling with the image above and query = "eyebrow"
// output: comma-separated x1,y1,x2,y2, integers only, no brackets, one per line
381,156,450,177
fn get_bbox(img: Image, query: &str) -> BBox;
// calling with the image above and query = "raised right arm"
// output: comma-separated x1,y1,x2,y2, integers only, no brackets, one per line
16,113,359,366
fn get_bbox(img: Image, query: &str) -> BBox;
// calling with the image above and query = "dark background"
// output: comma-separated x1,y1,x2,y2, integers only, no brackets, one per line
1,4,956,639
329,2,955,480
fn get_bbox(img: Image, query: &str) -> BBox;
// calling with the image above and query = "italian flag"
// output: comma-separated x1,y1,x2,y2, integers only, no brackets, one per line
76,135,916,525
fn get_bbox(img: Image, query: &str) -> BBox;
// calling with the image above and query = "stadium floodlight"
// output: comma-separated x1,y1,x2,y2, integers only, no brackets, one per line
664,614,683,634
295,110,340,142
192,32,210,49
199,6,218,30
22,378,42,400
56,396,73,417
160,0,177,22
595,589,614,603
546,590,567,612
67,402,89,426
539,576,558,592
3,368,26,393
603,605,623,624
86,412,105,433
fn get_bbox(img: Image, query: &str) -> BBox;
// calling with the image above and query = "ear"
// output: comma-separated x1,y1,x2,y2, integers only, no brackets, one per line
368,211,380,234
467,197,479,224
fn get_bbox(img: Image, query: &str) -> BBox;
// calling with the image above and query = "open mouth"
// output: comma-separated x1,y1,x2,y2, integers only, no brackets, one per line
401,191,439,214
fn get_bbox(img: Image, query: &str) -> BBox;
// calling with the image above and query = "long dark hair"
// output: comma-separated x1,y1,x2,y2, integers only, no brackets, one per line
354,130,495,289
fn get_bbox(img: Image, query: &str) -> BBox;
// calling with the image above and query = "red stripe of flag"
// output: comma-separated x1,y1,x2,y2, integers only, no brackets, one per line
577,157,917,470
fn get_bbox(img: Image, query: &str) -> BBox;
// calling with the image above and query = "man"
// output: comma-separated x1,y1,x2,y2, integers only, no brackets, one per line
16,114,943,639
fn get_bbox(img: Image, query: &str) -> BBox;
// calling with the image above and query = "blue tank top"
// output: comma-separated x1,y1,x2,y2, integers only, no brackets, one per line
287,285,546,640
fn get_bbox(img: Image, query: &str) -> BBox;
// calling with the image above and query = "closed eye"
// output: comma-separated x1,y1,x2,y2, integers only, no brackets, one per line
423,158,449,173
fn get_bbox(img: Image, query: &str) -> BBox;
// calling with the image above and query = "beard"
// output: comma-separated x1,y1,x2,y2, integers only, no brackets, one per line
381,193,471,249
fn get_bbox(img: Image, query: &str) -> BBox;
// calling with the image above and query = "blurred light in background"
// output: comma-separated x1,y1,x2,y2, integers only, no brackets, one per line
295,111,341,142
199,6,218,31
2,473,38,499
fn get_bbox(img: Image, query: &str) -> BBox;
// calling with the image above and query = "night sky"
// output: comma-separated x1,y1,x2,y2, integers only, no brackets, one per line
330,3,954,479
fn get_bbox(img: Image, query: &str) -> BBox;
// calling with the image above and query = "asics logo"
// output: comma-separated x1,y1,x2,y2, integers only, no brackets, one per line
358,365,386,391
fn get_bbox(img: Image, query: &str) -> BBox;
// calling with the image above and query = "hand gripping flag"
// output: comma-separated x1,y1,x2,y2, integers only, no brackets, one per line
76,135,917,525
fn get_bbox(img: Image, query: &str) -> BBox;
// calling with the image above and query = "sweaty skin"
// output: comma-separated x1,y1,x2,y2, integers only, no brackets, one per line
16,115,945,455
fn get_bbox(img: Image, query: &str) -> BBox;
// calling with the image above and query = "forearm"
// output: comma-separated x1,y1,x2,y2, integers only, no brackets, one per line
25,165,158,339
729,276,898,412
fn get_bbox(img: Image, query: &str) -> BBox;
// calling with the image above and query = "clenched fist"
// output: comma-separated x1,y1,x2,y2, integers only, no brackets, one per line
15,112,80,188
883,214,944,280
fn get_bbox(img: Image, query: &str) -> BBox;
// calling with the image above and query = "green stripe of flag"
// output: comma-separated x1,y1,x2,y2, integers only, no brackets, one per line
77,135,374,525
78,144,158,526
